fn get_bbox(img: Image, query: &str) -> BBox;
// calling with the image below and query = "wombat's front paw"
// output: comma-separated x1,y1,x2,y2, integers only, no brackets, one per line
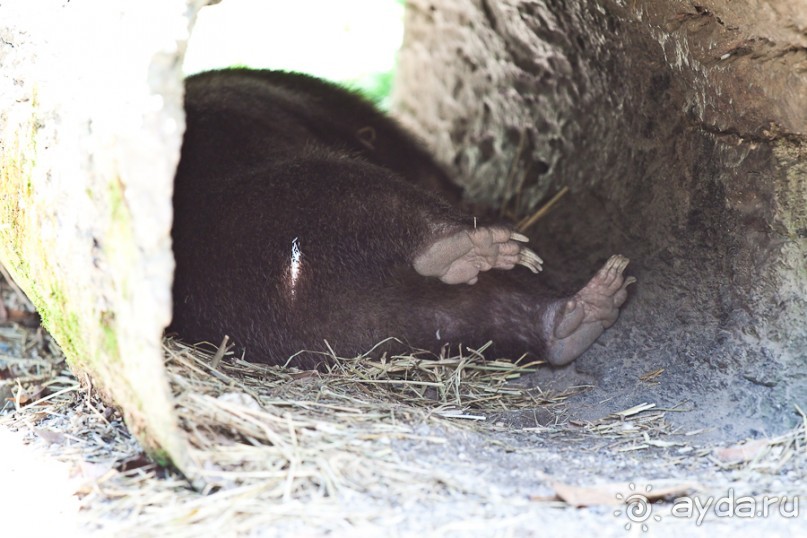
413,226,543,285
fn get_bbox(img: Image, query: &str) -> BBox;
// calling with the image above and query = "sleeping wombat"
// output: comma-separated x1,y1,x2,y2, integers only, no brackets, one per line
170,68,634,369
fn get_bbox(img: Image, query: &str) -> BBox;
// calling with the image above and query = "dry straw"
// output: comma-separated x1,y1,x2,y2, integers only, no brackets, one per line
163,337,569,495
2,323,805,534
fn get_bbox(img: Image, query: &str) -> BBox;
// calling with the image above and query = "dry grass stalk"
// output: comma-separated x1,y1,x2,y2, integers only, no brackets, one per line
161,337,564,500
710,404,807,475
2,332,805,535
5,334,569,534
516,186,569,232
571,401,676,454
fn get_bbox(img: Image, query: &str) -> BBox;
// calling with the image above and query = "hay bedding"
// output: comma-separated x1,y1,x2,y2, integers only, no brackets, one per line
1,272,805,535
0,300,585,534
164,338,570,496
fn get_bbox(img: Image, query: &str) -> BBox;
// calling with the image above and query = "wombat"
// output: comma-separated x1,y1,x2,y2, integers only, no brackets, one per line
170,68,634,369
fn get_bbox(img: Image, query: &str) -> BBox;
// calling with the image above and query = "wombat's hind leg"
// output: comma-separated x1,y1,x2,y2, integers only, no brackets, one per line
543,255,636,366
413,226,543,285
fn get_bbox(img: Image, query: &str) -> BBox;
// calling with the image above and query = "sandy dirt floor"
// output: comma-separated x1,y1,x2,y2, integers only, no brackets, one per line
0,276,804,537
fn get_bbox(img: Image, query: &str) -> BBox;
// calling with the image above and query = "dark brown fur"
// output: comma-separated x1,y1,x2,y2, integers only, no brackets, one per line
171,69,570,368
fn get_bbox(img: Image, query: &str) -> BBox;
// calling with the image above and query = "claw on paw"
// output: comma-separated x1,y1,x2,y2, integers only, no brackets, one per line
543,254,634,366
414,226,545,284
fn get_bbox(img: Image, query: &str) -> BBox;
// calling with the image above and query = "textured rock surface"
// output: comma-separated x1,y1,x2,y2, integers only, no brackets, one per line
393,0,807,440
0,0,197,473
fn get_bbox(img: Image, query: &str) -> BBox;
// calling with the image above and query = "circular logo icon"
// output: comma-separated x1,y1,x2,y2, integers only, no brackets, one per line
614,483,663,532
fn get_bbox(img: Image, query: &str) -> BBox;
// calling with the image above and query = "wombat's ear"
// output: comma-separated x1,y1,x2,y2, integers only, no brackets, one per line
356,126,377,150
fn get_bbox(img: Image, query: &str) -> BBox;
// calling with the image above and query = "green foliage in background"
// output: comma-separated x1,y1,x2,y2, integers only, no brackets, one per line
187,0,405,109
348,70,395,108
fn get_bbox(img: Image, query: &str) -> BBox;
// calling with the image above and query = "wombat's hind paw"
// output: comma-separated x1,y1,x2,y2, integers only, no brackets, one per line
413,226,543,285
544,254,635,365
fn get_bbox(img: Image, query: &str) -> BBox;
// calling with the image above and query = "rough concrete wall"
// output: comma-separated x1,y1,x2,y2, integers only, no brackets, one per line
0,0,197,473
393,0,806,439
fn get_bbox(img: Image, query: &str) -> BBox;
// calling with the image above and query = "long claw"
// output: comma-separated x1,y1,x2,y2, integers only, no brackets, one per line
518,247,544,273
510,232,530,243
521,247,544,265
518,259,540,273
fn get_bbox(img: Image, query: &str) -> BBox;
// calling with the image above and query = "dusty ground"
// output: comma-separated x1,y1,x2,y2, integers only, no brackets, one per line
0,274,804,537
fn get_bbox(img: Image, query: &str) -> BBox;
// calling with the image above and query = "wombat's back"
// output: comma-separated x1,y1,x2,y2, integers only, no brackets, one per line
178,68,462,203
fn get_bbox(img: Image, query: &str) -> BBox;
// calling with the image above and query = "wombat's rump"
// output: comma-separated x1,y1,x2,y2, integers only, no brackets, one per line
170,69,634,369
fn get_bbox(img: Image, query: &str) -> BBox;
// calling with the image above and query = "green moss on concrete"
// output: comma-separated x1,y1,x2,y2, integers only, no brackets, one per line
149,448,172,468
0,101,109,370
100,311,120,358
105,177,137,299
0,85,191,482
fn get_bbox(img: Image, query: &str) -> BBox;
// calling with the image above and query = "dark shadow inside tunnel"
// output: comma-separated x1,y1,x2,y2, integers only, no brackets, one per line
392,0,807,441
